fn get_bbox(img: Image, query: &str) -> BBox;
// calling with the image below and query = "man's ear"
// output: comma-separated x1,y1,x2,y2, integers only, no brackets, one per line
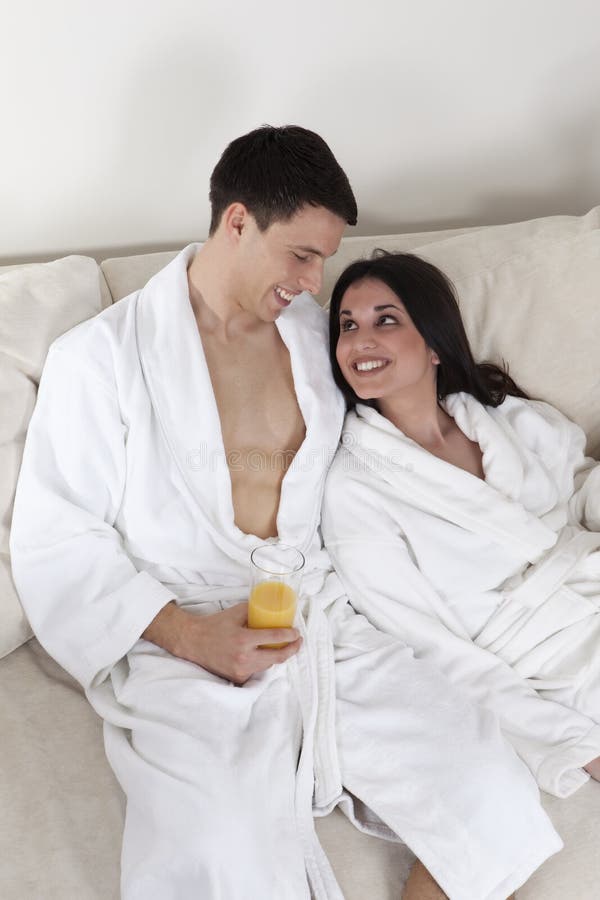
221,203,250,240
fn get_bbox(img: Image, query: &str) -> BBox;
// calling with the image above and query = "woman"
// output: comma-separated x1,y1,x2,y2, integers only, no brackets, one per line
322,251,600,801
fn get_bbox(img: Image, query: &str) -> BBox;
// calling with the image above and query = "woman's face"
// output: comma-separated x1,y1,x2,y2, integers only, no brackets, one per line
335,278,439,403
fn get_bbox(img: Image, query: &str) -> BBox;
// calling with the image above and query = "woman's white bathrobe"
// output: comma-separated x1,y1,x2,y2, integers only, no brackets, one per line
323,395,600,801
11,249,561,900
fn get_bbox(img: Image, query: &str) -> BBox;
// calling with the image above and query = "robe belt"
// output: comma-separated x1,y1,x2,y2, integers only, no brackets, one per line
288,585,345,900
502,529,600,610
475,529,600,660
301,568,343,809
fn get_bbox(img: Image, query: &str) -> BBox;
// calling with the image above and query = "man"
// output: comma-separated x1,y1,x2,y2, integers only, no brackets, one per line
11,126,560,899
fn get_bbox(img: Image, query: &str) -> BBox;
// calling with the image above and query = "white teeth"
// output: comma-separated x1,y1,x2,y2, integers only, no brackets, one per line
275,286,294,302
355,360,387,372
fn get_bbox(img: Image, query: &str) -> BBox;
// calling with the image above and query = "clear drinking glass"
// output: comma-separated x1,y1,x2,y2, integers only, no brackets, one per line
248,543,305,648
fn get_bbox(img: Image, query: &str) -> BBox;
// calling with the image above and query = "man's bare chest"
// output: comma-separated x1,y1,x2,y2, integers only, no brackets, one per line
201,331,305,538
203,336,305,456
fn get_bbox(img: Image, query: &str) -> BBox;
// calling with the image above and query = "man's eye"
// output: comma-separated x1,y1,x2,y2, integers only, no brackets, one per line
293,253,309,261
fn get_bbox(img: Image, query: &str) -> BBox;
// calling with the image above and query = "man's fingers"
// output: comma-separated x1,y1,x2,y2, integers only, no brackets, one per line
253,627,300,646
251,636,303,669
262,636,303,660
274,636,303,659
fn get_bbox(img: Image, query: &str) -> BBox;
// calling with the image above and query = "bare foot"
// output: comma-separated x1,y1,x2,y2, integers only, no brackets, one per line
402,860,447,900
584,755,600,781
402,860,516,899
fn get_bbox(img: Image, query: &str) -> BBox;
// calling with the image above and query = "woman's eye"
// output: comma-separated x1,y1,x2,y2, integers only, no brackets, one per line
378,315,397,325
340,320,356,332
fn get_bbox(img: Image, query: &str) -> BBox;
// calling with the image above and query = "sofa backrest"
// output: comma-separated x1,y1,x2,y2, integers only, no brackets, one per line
98,224,480,306
2,207,599,660
99,208,600,456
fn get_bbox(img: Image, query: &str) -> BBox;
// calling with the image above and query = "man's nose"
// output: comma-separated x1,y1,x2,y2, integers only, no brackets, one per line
298,259,323,296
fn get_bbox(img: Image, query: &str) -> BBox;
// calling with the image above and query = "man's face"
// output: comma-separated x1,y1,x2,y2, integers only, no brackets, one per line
235,204,346,321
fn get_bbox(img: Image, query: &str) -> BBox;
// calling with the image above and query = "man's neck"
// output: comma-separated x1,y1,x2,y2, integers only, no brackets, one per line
187,241,263,341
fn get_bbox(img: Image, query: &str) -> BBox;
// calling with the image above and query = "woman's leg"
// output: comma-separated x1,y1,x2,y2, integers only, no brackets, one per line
330,605,560,900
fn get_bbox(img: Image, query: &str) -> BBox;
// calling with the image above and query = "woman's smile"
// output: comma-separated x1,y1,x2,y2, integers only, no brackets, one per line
336,278,437,401
351,358,391,374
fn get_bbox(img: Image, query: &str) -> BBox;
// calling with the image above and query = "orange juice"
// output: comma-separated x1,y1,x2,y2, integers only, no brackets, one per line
248,580,297,648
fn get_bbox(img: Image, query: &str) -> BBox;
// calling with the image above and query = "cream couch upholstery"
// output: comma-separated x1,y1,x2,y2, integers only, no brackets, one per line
2,208,600,899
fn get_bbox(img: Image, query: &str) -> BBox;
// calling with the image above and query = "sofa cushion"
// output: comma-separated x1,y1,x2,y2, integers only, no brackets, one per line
319,225,482,305
99,233,479,307
0,260,113,310
0,639,415,900
407,209,600,454
2,640,600,898
101,250,180,302
0,256,105,658
318,207,599,306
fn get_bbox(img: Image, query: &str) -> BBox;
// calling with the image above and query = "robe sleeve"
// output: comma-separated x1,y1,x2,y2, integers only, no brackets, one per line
569,453,600,531
322,457,600,799
10,342,176,690
534,399,600,530
509,397,600,529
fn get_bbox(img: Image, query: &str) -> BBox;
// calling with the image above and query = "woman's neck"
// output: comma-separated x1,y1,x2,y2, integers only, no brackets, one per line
376,390,455,452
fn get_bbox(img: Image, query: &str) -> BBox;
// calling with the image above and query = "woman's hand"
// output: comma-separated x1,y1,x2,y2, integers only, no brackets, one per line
583,756,600,781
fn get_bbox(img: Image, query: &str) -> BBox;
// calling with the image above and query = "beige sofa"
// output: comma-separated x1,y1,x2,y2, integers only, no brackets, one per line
2,208,600,900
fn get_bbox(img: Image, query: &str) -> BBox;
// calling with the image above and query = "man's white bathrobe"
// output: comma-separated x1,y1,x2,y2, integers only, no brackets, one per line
323,395,600,801
11,248,561,900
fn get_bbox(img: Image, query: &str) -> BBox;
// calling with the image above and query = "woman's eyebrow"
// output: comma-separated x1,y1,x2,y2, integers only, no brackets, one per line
340,303,402,316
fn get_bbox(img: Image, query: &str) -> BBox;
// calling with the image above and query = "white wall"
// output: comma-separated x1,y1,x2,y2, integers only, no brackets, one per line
2,0,599,262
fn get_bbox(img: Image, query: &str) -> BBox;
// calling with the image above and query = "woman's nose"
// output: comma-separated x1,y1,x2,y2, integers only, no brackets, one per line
356,333,377,350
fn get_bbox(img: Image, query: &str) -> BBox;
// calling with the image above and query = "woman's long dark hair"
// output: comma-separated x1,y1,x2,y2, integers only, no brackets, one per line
328,250,528,409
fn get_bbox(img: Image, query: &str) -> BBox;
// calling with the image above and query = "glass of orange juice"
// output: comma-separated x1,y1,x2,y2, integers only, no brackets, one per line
248,543,305,648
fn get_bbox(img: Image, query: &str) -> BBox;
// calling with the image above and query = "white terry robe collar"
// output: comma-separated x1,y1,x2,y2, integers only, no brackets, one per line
343,393,557,564
134,244,344,564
